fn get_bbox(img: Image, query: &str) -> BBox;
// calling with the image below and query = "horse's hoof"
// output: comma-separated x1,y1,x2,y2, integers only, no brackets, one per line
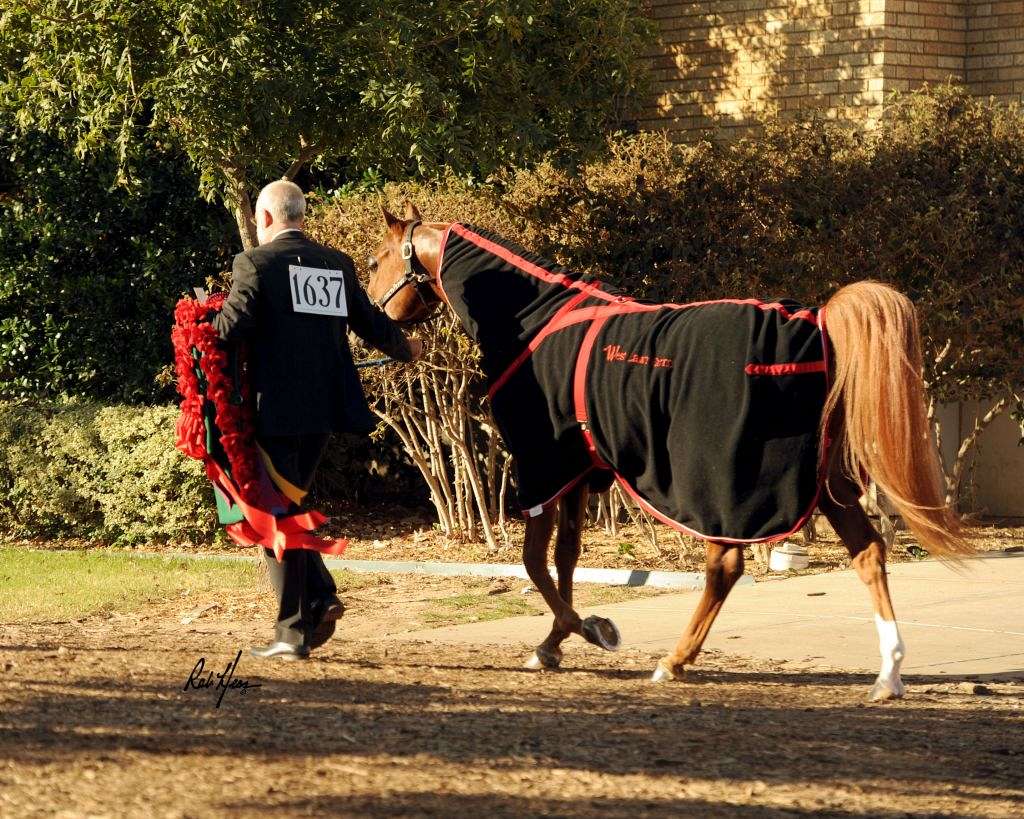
650,659,680,683
868,677,905,702
524,646,562,670
581,616,621,651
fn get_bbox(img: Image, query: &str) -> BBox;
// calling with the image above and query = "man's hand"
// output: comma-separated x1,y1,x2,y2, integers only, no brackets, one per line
407,338,424,361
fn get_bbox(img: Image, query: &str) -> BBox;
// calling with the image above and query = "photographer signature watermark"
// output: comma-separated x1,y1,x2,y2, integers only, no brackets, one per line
183,650,262,708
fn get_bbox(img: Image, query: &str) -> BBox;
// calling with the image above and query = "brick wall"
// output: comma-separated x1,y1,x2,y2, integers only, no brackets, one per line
883,1,966,91
641,0,1023,141
966,1,1024,100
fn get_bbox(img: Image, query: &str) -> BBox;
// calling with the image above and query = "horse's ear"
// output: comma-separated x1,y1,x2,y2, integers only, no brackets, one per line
381,206,401,229
403,200,422,221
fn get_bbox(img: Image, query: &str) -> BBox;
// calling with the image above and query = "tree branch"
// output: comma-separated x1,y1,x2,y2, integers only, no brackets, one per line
946,395,1009,506
283,139,320,181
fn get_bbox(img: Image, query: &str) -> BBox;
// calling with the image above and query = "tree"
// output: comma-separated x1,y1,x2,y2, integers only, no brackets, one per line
1,0,652,248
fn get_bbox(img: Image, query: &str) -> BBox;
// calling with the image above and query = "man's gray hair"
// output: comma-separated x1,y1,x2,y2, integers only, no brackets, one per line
257,179,306,224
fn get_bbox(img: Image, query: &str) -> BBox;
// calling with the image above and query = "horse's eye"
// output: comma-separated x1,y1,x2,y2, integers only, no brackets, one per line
367,256,378,271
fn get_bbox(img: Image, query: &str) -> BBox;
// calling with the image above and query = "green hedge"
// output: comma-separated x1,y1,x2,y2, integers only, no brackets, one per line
0,122,234,402
0,401,215,545
0,400,425,545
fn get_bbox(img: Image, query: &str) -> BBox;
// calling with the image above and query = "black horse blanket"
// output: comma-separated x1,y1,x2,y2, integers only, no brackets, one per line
438,223,830,543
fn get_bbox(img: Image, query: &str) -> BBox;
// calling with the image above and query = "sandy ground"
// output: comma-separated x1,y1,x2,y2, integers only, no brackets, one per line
2,576,1022,818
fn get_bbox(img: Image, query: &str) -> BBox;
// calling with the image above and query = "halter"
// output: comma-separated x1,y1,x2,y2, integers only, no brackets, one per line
372,220,438,314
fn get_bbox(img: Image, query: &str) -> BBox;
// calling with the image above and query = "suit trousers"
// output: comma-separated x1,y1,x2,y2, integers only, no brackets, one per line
257,433,336,645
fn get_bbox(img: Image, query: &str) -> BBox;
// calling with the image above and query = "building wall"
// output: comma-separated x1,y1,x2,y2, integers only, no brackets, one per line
883,0,966,90
965,1,1024,100
640,0,1024,141
640,0,888,139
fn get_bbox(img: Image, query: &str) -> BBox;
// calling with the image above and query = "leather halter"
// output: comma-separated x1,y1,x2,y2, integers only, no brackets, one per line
372,220,438,314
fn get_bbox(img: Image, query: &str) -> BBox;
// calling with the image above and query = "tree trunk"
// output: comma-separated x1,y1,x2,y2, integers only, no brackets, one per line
223,166,257,250
234,192,257,250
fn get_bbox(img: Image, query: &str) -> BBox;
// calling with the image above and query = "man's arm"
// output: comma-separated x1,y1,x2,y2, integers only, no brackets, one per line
213,253,260,341
345,261,415,362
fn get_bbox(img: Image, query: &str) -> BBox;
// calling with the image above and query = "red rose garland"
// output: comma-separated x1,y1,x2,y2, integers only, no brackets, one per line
171,294,348,559
171,294,261,504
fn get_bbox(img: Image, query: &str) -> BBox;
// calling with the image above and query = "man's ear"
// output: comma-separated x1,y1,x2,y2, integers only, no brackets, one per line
382,206,401,230
260,208,273,229
403,200,422,221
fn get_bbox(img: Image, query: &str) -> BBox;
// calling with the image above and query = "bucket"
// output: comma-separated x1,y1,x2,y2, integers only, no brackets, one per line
768,541,810,572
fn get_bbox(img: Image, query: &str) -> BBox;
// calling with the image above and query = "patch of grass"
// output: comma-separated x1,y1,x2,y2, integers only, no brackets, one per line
0,548,260,624
422,592,538,626
574,584,665,607
418,583,666,628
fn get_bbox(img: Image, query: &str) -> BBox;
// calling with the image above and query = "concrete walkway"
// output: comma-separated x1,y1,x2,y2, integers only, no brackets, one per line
408,552,1024,679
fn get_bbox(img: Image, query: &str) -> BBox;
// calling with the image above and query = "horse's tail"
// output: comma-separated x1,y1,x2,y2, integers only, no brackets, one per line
821,281,972,559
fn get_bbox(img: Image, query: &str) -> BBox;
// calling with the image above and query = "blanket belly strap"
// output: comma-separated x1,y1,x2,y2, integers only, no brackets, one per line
572,316,612,469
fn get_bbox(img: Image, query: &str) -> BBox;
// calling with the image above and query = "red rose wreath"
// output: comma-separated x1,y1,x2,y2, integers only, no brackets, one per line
171,293,347,560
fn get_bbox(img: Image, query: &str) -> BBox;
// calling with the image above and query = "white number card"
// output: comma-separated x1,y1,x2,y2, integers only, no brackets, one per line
288,265,348,316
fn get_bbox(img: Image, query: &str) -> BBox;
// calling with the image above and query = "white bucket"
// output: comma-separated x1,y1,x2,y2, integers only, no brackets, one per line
769,541,810,572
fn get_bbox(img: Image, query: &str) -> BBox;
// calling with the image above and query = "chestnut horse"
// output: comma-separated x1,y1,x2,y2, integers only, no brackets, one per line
367,203,971,700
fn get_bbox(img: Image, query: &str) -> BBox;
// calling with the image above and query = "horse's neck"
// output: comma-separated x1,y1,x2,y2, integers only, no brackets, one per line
415,225,446,281
439,242,555,378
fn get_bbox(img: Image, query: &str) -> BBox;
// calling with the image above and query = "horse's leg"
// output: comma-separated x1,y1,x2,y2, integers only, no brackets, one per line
819,471,906,701
526,484,588,669
651,541,744,682
521,507,583,646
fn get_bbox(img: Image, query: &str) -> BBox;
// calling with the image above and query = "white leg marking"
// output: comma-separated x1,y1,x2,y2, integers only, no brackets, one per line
870,613,906,701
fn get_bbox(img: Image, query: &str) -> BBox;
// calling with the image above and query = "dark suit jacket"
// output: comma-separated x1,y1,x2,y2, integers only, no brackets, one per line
214,229,411,436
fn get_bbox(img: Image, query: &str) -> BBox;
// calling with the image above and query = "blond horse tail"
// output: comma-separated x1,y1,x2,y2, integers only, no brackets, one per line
821,281,972,558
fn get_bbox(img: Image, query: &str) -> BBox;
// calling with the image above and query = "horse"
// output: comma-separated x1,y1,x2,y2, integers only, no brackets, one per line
366,202,971,701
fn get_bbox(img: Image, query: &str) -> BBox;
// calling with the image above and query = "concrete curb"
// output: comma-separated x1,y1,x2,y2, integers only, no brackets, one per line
101,550,754,590
320,558,756,590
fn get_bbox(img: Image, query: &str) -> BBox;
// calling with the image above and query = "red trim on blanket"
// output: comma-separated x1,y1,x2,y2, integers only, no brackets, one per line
444,222,832,544
568,309,832,545
490,301,664,398
449,223,621,303
488,289,591,400
518,468,597,519
662,298,819,326
744,360,827,376
447,222,823,402
434,224,455,305
613,474,819,545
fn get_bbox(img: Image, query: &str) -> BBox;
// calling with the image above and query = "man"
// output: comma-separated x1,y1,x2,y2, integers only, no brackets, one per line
215,179,422,660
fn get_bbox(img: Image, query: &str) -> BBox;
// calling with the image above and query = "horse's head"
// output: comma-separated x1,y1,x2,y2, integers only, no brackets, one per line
366,202,446,324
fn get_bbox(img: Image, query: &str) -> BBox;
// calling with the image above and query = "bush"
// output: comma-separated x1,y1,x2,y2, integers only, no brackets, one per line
307,85,1024,535
0,122,234,402
0,401,215,545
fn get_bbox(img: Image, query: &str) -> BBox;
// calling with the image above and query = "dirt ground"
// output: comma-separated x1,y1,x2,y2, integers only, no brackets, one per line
2,575,1022,818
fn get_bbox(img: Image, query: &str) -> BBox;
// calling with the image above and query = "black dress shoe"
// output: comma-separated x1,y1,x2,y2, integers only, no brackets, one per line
309,595,345,649
250,641,310,660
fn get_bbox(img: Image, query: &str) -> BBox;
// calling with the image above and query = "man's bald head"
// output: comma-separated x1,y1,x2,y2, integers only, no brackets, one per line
254,179,306,245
